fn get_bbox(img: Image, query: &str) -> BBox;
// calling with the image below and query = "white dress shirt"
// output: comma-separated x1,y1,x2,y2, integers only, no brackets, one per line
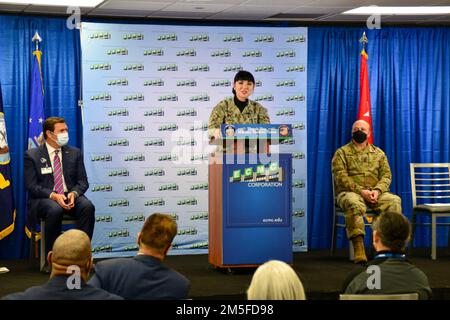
46,142,68,193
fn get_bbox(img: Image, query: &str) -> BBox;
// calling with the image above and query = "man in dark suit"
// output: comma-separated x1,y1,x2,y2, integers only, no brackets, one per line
89,213,190,300
24,117,95,268
2,230,122,300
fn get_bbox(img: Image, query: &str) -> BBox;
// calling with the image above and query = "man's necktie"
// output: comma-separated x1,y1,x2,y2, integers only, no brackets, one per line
53,150,64,194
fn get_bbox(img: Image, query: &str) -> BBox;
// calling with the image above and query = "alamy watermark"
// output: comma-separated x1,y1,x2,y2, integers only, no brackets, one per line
66,6,81,30
168,124,281,166
366,6,381,30
366,265,381,290
66,265,81,290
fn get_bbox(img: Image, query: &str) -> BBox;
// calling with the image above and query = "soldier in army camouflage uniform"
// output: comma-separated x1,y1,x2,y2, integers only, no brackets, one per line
332,120,402,263
208,70,270,143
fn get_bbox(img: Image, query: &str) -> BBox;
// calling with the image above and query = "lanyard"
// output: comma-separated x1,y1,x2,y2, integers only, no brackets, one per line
375,253,406,260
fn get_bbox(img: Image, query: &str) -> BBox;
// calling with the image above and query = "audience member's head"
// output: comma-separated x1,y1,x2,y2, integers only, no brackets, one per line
372,211,411,253
137,213,177,260
247,260,306,300
48,229,93,282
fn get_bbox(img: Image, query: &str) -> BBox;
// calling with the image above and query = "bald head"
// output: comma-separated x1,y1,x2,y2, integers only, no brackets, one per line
351,119,371,145
352,120,370,132
51,230,92,267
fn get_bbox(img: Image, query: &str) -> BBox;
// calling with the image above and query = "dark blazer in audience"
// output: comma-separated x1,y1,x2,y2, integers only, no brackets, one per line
3,276,123,300
89,254,190,300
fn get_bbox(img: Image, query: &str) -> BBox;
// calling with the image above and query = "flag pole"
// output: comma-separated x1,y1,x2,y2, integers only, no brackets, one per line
32,31,42,51
357,31,373,144
26,31,45,246
359,32,368,50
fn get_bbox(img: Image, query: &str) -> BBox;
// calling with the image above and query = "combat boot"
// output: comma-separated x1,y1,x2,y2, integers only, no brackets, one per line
351,236,367,264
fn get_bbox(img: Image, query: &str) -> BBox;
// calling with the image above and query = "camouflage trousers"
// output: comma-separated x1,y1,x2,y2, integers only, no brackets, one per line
336,191,402,239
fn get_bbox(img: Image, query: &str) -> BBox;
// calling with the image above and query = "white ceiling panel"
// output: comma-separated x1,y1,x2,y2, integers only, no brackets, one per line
159,3,234,13
209,5,305,20
208,14,275,20
243,0,315,5
99,0,168,11
288,6,354,14
0,0,447,23
305,0,383,6
148,10,219,18
373,0,447,5
87,8,153,16
319,13,378,21
23,5,78,14
0,4,27,11
179,0,247,4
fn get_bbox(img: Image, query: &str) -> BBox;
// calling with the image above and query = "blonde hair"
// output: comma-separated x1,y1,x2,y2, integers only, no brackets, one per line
247,260,306,300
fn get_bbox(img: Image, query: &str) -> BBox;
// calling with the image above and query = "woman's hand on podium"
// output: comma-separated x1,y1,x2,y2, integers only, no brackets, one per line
209,128,222,143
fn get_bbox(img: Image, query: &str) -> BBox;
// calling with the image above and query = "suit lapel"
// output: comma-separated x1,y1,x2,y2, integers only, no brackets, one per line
40,144,51,168
39,144,54,188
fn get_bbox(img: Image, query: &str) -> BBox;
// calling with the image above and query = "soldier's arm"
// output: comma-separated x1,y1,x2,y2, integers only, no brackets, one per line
208,101,226,138
257,105,270,124
374,153,392,193
332,150,364,194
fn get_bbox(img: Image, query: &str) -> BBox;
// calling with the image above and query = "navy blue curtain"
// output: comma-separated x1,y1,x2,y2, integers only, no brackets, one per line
0,14,81,259
308,26,450,249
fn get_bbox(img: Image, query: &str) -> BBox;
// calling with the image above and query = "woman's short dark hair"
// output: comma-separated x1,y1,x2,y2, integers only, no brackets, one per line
234,70,255,84
372,212,411,253
232,70,255,95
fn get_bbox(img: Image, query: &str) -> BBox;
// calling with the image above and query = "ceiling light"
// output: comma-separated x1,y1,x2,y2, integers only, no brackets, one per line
343,6,450,15
0,0,104,7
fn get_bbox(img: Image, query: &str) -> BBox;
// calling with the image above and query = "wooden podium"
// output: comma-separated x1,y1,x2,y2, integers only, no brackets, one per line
208,124,293,268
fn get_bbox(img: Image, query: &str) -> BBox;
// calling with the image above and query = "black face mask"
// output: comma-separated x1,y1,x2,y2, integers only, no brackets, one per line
352,130,367,143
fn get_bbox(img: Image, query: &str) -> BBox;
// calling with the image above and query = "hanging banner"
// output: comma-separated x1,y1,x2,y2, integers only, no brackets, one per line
81,22,307,258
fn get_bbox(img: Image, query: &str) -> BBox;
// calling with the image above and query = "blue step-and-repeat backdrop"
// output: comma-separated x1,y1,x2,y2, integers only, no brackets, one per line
81,22,308,258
